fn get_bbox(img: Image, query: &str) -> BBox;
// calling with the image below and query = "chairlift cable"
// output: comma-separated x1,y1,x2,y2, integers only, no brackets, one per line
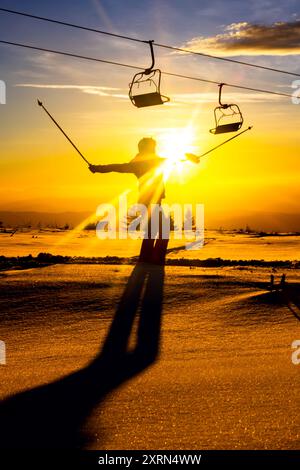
0,7,299,78
0,40,294,100
0,39,141,70
154,43,300,78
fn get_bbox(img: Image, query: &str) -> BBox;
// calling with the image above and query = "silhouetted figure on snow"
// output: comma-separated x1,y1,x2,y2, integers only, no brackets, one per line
89,138,168,265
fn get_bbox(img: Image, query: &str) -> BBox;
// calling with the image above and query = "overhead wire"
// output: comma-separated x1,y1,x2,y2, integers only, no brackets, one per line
0,6,299,78
0,40,294,99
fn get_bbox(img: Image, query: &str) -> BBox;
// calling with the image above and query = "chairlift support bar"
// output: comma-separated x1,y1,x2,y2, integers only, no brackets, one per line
218,83,227,108
37,99,90,166
145,40,155,75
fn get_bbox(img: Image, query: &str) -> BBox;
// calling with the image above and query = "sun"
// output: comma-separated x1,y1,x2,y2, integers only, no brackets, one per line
157,126,198,182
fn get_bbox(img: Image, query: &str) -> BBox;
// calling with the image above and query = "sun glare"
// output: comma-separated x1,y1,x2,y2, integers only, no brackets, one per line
157,126,198,182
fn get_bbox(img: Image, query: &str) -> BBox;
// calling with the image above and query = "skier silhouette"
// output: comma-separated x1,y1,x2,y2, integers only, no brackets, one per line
89,138,169,264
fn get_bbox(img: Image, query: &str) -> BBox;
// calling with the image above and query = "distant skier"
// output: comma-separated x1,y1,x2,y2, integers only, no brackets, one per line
270,274,275,292
279,273,286,291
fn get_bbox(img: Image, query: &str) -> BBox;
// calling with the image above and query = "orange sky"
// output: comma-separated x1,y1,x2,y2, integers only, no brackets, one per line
0,2,300,227
1,86,299,220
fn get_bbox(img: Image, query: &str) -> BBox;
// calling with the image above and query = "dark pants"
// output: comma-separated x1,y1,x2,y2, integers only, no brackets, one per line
139,204,169,265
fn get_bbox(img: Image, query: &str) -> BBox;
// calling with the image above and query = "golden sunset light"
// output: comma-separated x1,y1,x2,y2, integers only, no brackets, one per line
1,0,300,459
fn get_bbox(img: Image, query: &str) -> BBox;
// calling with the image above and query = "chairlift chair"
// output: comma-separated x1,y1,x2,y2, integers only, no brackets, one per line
210,84,243,134
129,40,170,108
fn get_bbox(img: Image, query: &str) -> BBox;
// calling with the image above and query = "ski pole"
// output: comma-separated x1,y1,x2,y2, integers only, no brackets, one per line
185,126,253,163
37,99,90,165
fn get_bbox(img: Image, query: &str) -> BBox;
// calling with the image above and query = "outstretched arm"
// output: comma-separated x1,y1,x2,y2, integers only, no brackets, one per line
89,163,135,174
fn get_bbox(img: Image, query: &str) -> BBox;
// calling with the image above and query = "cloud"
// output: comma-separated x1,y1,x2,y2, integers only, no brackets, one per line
172,92,283,104
181,21,300,56
15,83,121,97
15,84,285,105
